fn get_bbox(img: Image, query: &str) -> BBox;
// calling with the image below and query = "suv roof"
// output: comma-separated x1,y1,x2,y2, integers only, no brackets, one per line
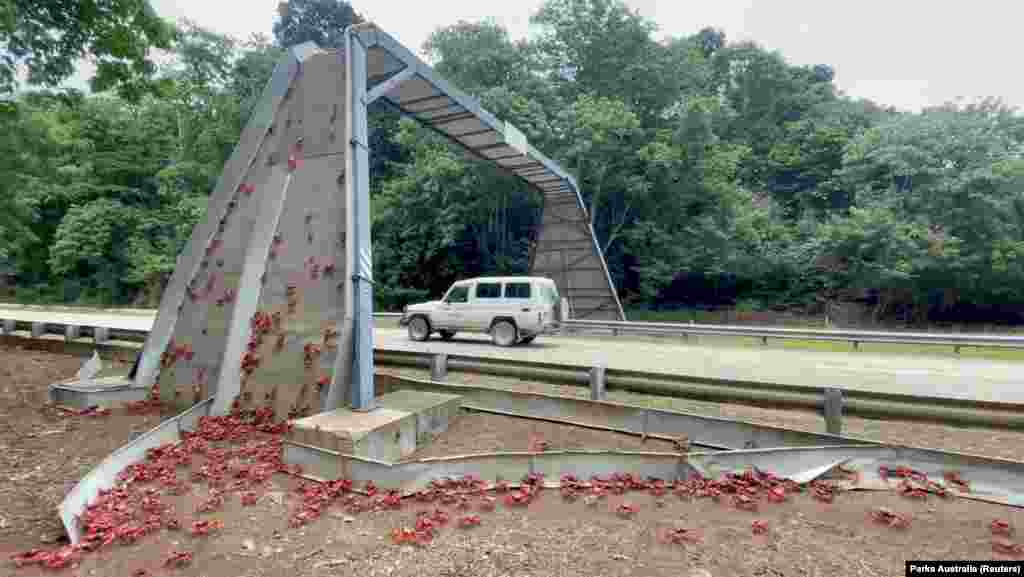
456,276,556,285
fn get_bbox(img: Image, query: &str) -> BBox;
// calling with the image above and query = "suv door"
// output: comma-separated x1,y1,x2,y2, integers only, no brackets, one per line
503,280,536,333
471,280,503,331
435,283,471,329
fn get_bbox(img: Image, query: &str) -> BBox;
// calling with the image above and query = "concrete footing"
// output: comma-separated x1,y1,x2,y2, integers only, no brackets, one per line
284,389,463,471
375,390,461,447
49,376,150,409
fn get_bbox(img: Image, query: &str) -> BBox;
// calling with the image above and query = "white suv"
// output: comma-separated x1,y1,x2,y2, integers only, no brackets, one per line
399,276,561,346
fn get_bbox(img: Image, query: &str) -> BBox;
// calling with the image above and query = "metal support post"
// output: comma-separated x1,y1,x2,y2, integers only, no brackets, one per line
31,322,45,338
590,364,607,401
823,388,844,435
560,297,569,335
94,326,110,344
430,354,448,382
65,325,81,341
345,28,375,412
1,319,13,334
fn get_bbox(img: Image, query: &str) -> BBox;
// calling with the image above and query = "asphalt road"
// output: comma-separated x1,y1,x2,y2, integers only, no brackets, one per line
2,306,1022,406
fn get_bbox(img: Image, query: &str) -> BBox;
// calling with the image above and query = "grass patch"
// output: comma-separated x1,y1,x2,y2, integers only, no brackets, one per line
613,309,1024,362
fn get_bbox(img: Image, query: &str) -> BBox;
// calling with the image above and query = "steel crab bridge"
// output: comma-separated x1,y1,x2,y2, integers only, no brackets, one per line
51,23,1024,547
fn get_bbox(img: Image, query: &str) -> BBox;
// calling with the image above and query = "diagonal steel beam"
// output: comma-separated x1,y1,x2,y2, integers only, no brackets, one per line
365,66,416,104
210,167,294,416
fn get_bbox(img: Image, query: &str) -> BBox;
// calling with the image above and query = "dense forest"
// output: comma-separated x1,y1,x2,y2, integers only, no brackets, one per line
2,0,1024,325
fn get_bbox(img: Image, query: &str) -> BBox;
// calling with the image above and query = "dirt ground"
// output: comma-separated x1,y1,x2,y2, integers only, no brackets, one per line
3,345,1024,577
0,344,159,554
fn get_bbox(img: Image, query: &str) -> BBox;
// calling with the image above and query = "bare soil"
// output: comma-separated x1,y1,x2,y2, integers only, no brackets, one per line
0,344,158,555
3,345,1024,577
407,412,679,459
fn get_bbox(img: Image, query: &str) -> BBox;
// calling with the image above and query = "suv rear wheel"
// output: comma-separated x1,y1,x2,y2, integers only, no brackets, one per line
407,316,430,342
491,320,518,347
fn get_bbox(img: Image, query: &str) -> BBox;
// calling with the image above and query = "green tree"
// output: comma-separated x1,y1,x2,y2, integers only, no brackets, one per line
531,0,682,122
832,99,1024,318
560,94,647,256
626,96,752,300
272,0,361,49
424,20,535,97
2,0,175,100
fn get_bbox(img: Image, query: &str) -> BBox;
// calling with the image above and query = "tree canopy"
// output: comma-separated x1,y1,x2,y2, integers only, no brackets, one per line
1,0,175,100
2,0,1022,326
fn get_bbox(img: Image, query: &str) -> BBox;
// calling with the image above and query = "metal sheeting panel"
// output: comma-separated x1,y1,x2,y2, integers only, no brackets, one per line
149,42,354,418
157,143,289,415
282,441,1024,508
59,398,214,544
135,45,306,392
374,372,860,450
230,154,349,420
530,195,625,320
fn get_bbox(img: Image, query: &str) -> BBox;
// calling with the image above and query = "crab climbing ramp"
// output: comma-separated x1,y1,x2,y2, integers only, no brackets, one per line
529,188,625,321
136,42,351,419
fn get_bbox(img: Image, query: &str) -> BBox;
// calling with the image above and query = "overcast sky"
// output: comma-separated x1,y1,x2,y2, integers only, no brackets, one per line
111,0,1023,112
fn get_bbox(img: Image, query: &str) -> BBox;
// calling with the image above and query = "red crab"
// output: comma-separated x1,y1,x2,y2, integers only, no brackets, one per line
659,527,702,545
869,507,911,529
616,503,639,518
732,494,759,512
991,519,1014,537
163,551,193,568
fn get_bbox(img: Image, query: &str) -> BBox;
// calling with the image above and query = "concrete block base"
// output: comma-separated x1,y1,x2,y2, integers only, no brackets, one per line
284,389,463,476
286,405,417,463
375,390,462,448
49,376,150,409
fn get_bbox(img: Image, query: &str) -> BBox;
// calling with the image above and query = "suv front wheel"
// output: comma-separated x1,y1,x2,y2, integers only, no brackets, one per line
490,320,518,347
407,316,431,342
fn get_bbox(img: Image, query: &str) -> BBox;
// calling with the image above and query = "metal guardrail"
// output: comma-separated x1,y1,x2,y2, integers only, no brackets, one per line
559,318,1024,352
375,349,1024,432
0,314,404,344
4,312,1024,430
384,308,1024,352
5,306,1023,351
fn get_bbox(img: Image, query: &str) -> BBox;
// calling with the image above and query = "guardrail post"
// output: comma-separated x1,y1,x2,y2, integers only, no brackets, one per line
65,325,81,341
823,388,844,435
589,364,607,401
1,319,14,334
94,326,110,344
31,322,45,338
761,336,768,346
430,353,448,382
852,340,859,351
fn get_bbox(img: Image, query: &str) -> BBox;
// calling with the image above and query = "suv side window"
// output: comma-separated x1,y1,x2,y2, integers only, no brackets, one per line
475,282,502,299
504,282,531,299
445,285,470,303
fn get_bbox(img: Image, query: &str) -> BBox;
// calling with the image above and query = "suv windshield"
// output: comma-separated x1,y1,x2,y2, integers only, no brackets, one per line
445,284,470,303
